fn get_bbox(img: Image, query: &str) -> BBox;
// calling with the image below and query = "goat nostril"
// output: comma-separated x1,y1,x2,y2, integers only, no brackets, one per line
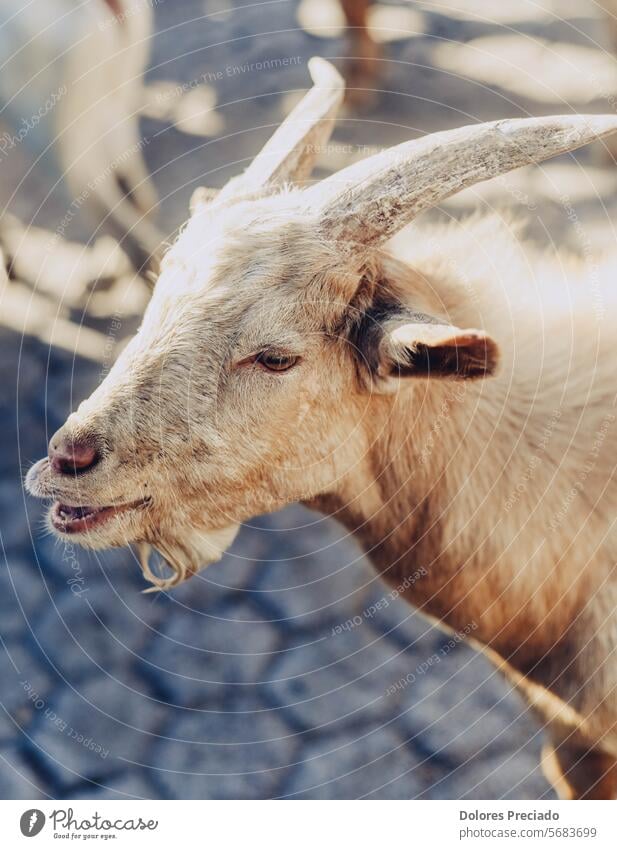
49,437,100,475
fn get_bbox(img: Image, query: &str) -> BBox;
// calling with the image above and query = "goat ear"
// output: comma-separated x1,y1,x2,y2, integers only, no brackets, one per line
372,317,499,389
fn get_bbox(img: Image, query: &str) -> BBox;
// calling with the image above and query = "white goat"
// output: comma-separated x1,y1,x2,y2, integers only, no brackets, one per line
26,59,617,799
1,0,161,265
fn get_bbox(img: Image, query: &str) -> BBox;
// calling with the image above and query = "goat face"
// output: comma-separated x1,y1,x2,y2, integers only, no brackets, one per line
25,189,501,586
25,59,617,587
25,195,376,585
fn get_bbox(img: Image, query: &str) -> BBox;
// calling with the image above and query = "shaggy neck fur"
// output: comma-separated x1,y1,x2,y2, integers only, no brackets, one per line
312,213,617,697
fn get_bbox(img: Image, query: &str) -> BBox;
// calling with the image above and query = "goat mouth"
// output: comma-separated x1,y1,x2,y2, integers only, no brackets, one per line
50,498,149,534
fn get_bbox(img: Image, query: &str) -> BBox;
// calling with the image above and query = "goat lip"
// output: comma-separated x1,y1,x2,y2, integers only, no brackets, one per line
50,498,149,534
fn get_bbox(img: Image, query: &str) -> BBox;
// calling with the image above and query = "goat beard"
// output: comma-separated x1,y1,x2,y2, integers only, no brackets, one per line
136,523,240,592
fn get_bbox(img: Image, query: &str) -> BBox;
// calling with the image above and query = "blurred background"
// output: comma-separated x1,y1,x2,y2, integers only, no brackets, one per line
2,0,617,800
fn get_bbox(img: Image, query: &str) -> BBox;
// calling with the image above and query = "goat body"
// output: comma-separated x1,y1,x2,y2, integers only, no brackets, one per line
25,59,617,799
313,215,617,798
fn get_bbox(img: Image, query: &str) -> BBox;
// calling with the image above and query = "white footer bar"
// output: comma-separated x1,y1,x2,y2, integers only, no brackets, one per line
1,799,615,847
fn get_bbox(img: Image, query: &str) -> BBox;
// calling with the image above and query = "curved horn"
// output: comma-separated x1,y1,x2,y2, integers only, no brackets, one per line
309,115,617,247
219,57,344,201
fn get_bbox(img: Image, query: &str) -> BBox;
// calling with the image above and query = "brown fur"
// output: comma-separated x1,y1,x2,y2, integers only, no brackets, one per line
26,159,617,800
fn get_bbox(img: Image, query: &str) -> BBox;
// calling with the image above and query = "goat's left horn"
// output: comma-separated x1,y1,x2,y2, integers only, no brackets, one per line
220,57,344,200
309,115,617,247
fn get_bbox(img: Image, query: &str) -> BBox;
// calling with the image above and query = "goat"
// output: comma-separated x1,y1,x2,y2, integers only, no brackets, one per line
56,0,162,268
0,0,161,267
26,58,617,799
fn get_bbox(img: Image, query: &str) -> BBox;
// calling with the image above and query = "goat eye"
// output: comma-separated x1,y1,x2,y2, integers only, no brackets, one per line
256,352,299,372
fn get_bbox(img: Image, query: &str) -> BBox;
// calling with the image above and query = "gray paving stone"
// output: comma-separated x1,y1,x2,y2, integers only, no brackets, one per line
34,584,157,682
71,771,157,800
264,626,411,732
145,599,279,703
0,640,55,731
283,722,429,800
0,747,48,799
0,554,49,641
361,581,447,648
30,675,167,787
154,694,297,799
394,642,544,761
419,749,553,801
0,483,42,556
253,506,379,630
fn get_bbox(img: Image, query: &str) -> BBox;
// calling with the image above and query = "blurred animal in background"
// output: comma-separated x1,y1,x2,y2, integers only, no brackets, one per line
56,0,162,268
0,0,162,269
27,58,617,800
339,0,380,98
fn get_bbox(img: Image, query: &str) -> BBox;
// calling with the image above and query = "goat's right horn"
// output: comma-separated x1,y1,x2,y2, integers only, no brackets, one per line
218,57,344,201
309,114,617,248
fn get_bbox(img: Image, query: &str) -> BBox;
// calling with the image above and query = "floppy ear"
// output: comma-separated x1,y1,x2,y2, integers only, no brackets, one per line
370,314,499,390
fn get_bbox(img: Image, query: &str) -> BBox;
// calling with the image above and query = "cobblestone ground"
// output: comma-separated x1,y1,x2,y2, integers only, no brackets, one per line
2,0,617,799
